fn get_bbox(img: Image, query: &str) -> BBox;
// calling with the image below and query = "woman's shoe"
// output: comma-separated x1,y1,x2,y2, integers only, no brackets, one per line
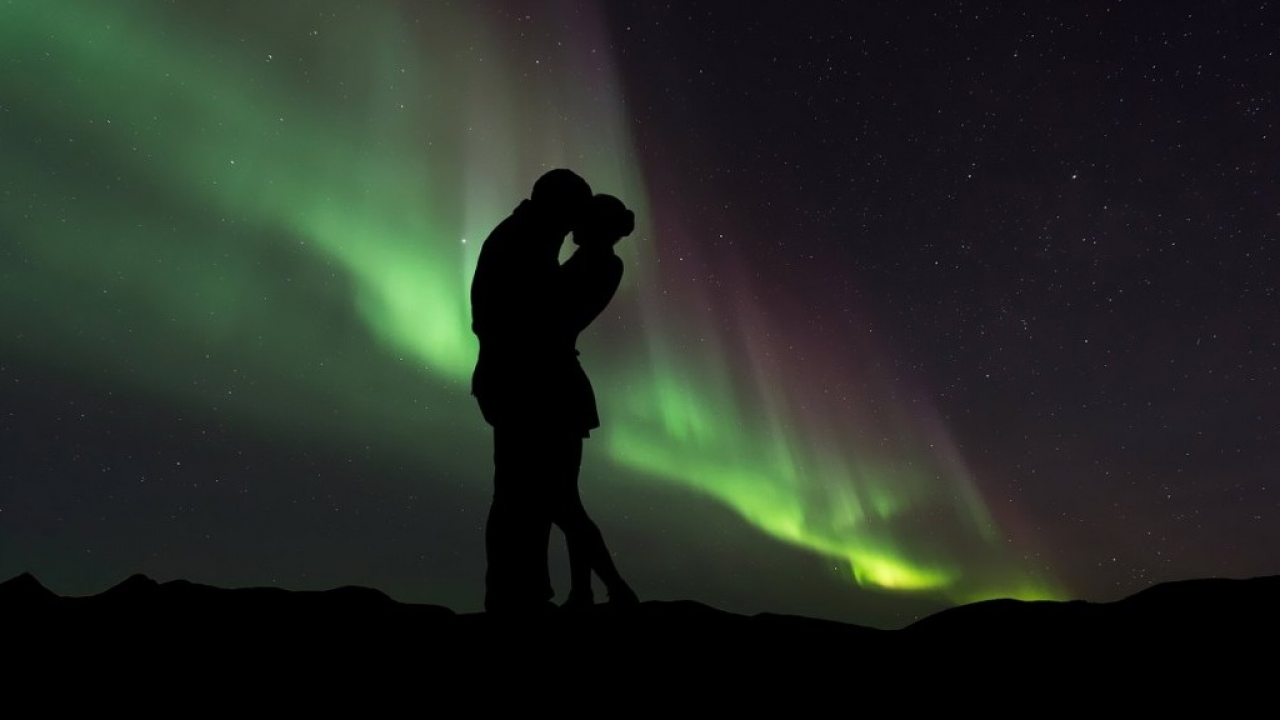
606,585,639,607
561,591,595,611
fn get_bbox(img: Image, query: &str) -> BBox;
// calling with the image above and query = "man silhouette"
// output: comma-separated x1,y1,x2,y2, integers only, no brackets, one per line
470,168,593,612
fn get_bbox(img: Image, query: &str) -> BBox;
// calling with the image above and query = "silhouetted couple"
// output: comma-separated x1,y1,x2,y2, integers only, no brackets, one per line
470,169,639,613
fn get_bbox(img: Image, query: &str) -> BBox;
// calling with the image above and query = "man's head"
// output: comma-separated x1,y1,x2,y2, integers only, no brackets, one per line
530,169,592,236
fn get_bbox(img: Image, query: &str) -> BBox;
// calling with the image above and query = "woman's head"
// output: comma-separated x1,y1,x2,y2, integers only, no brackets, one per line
574,194,634,248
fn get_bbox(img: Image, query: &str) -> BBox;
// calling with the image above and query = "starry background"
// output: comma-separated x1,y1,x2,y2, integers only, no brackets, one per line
1,1,1276,628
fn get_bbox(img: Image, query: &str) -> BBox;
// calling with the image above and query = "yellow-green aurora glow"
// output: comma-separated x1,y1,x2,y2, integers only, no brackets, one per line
0,1,1058,610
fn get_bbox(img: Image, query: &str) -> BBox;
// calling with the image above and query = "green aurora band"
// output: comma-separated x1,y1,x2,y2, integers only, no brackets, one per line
0,1,1057,604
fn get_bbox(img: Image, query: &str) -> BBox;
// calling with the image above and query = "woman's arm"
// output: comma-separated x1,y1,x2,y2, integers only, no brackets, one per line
560,250,623,337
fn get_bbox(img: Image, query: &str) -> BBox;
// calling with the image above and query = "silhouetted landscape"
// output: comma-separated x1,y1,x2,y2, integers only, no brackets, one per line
6,572,1275,678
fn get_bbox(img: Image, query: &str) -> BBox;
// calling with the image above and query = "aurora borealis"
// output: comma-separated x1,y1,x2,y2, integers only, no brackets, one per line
3,1,1277,628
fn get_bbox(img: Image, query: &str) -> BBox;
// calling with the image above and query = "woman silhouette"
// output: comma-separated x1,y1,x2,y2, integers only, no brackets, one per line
552,193,639,608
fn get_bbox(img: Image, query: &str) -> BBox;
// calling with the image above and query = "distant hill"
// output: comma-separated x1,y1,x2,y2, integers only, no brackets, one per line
4,572,1275,685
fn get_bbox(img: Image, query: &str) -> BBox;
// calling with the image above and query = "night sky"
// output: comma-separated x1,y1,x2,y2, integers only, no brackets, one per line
2,1,1276,628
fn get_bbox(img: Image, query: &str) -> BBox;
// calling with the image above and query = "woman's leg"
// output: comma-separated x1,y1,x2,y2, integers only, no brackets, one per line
545,434,593,605
550,440,637,605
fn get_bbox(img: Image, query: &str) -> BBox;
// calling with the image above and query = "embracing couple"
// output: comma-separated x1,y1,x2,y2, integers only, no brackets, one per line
470,169,639,613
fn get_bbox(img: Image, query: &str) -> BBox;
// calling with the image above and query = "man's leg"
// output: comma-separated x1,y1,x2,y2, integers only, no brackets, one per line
485,425,554,612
